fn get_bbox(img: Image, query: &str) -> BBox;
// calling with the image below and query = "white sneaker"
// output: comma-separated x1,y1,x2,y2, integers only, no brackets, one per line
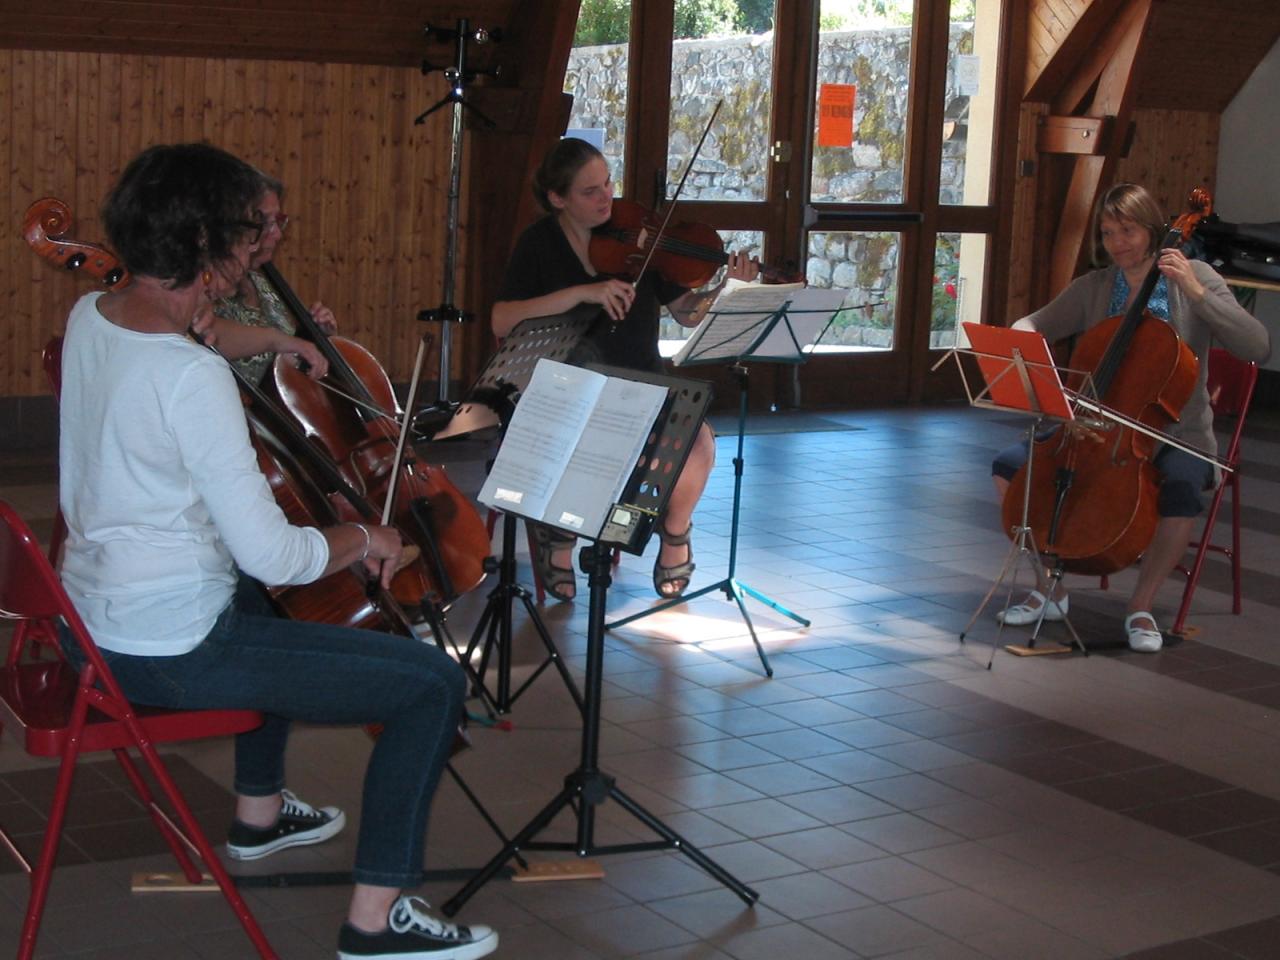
996,590,1068,626
1125,611,1163,653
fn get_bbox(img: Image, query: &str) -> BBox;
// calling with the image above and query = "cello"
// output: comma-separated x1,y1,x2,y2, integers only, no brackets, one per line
21,197,435,632
255,261,490,605
999,204,1207,576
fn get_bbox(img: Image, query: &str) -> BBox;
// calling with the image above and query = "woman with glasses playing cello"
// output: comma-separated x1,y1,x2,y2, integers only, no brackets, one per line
56,143,498,960
208,172,336,384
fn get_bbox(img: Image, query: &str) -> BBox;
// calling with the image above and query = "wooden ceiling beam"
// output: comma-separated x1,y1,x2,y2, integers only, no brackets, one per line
1025,0,1126,102
1048,0,1154,293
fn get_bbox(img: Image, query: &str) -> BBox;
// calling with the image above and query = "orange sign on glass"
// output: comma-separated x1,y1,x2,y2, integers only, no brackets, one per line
817,83,856,148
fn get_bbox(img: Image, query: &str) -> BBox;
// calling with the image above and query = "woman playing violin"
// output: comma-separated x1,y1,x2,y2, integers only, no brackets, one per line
208,172,337,384
491,137,758,602
992,183,1269,652
57,143,497,960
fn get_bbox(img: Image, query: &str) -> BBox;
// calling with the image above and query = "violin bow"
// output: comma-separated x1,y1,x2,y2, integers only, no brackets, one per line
631,99,723,288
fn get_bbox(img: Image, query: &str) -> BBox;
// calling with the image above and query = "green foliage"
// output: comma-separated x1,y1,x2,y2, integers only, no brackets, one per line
733,0,775,33
674,0,738,38
574,0,631,46
576,0,769,46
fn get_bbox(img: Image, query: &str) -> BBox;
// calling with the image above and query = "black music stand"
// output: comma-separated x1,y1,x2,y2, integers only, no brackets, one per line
443,362,757,913
606,286,848,677
434,307,597,715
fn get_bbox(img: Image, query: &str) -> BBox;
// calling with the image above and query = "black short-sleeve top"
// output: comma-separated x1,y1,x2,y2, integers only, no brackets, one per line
498,215,688,373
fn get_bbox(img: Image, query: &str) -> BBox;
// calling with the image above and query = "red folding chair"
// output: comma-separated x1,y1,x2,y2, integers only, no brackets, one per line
0,499,277,960
1171,348,1258,634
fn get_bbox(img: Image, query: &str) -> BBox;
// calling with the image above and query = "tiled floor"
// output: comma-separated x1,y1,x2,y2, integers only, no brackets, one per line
4,403,1280,959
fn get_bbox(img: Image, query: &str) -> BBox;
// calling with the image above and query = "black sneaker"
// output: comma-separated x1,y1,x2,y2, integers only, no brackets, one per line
225,789,346,861
337,895,498,960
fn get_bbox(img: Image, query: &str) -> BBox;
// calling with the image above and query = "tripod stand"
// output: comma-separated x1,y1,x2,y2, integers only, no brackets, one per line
444,364,756,915
435,308,598,713
412,18,499,421
944,323,1088,663
606,288,847,677
607,363,801,677
463,500,584,716
958,414,1086,665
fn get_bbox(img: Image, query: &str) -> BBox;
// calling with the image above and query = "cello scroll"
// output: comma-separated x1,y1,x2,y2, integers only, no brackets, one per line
23,198,129,287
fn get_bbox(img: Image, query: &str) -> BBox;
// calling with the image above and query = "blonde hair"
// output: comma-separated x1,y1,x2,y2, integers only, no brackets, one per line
1090,182,1166,266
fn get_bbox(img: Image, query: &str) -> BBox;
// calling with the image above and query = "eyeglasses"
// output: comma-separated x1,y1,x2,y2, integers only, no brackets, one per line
265,212,290,234
232,217,266,246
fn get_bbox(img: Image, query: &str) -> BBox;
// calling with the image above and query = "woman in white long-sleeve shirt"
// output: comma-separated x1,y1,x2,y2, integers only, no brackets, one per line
991,183,1270,653
57,143,496,960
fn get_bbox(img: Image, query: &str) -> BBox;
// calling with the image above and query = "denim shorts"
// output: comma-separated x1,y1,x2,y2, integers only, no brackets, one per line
992,435,1212,518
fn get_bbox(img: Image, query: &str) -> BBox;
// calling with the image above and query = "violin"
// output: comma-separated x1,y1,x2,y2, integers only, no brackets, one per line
589,198,801,288
257,262,490,603
999,194,1208,575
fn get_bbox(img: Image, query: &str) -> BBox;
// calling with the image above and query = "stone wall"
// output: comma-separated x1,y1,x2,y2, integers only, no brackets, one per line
567,25,974,348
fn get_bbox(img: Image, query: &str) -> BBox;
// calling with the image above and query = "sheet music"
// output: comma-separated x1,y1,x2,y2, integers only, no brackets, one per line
749,286,849,359
479,359,669,538
672,280,804,365
672,280,848,364
541,376,668,536
479,361,605,520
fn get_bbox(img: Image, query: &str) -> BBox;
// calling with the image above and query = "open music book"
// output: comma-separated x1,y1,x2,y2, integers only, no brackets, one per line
478,359,669,540
672,279,849,365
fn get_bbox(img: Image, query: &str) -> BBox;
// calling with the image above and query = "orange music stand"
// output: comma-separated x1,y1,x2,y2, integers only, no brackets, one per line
942,324,1089,663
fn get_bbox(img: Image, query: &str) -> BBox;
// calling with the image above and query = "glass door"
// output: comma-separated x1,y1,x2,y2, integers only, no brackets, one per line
564,0,1011,407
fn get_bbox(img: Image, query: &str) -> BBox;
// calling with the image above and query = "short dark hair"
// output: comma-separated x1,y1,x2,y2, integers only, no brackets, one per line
532,137,606,214
102,143,263,286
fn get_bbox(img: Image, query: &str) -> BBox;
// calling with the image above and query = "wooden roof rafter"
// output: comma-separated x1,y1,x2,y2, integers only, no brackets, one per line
1029,0,1155,293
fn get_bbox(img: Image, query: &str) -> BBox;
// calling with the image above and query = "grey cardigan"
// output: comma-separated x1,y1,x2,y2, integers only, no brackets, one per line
1022,261,1270,458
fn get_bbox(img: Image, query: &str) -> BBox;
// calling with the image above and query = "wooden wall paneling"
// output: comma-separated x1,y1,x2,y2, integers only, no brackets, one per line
2,51,17,389
460,1,581,391
1004,101,1047,323
292,59,326,323
1,44,466,397
1115,108,1218,216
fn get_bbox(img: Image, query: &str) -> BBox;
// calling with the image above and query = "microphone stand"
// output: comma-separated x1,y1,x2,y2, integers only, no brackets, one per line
412,19,500,430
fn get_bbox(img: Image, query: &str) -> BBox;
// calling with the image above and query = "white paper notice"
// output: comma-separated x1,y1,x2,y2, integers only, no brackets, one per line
956,55,980,97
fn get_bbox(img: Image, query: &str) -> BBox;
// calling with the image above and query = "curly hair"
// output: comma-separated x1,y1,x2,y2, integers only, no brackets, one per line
102,143,263,287
532,137,607,214
1090,182,1167,266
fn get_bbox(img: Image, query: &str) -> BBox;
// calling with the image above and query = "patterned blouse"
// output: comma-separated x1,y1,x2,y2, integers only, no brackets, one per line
213,270,295,384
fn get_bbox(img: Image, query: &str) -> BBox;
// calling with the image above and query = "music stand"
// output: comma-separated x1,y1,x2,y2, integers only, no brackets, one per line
443,363,758,913
947,323,1088,663
433,306,597,715
605,284,849,678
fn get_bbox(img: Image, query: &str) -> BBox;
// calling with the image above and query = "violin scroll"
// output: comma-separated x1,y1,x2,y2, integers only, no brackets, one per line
23,197,129,287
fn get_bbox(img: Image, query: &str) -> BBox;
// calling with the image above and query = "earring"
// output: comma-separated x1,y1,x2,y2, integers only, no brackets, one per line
202,269,213,286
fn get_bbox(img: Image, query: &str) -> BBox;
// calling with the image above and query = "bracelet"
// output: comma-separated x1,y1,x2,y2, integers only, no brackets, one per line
350,523,371,561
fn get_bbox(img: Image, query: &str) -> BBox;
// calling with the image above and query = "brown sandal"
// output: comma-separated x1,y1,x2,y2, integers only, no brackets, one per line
531,523,577,602
653,522,695,598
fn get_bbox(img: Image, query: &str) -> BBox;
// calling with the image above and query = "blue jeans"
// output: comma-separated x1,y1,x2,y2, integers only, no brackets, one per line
67,576,466,888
